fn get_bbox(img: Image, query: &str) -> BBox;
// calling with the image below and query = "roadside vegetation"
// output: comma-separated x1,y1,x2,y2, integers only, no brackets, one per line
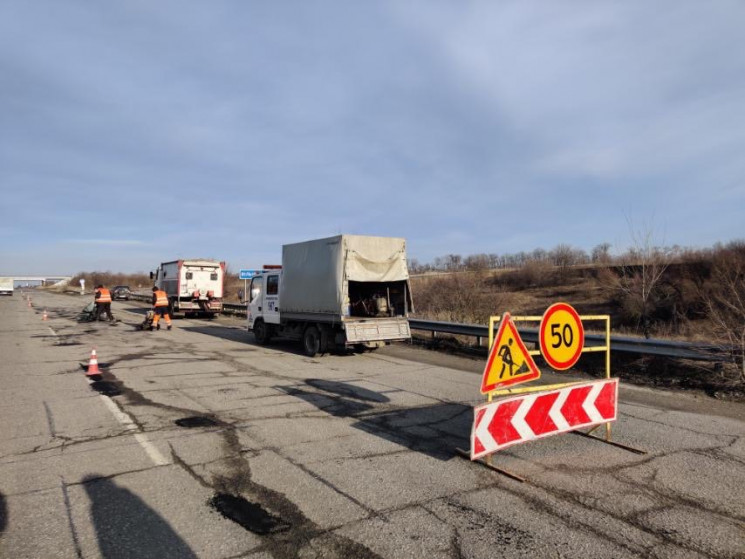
409,239,745,396
66,271,152,290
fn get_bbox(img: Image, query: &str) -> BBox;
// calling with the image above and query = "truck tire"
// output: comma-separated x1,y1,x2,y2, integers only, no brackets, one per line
303,326,320,357
254,319,271,345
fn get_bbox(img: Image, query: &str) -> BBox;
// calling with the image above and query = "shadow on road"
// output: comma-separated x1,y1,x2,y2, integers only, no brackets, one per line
0,491,6,534
305,379,390,403
280,384,470,460
181,325,257,345
83,475,198,559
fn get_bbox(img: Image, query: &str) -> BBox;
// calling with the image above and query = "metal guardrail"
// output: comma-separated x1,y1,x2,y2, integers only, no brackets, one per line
407,319,729,362
135,298,730,362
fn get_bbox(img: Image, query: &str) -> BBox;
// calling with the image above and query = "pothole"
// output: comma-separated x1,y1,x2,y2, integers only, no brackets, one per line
90,381,123,397
175,416,219,428
209,493,290,535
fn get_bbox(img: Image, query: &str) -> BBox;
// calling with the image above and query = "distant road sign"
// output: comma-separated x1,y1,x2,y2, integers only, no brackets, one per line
539,303,585,370
239,269,260,280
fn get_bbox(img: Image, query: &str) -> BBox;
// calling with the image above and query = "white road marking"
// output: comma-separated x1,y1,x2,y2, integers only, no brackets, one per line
98,389,169,466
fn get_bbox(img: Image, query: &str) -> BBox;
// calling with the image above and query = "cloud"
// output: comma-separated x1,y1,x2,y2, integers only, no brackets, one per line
1,1,743,272
64,239,145,246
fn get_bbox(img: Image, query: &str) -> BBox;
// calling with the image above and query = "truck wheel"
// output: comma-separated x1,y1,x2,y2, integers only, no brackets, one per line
303,326,320,357
254,320,271,344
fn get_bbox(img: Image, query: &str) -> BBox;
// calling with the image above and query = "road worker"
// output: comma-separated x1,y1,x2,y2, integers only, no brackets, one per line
151,286,172,331
94,284,115,322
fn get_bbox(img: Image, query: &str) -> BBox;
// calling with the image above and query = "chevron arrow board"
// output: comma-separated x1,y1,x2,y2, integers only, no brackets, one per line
471,378,619,460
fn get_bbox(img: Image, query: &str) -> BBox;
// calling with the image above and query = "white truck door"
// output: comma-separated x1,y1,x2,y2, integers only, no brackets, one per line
264,273,281,325
247,276,263,329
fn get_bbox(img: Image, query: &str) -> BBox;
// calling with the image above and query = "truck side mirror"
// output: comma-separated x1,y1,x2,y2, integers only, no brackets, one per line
149,271,154,280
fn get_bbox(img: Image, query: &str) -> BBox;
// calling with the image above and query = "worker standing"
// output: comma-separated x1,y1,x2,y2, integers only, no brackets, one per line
151,286,172,331
94,284,115,322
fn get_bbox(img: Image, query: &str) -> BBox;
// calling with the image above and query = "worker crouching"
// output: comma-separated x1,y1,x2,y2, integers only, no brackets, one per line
151,286,172,331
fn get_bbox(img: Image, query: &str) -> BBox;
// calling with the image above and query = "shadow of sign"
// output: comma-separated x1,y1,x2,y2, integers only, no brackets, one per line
280,382,471,460
0,491,6,534
83,475,198,559
305,379,390,403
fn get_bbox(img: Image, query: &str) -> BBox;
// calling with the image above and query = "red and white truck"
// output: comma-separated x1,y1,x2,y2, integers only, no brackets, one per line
151,259,225,317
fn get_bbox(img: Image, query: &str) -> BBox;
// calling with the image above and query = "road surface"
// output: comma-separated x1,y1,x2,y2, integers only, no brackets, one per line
1,290,743,558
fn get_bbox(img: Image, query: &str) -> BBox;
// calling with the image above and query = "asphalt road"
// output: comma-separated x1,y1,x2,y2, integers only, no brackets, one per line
1,290,744,558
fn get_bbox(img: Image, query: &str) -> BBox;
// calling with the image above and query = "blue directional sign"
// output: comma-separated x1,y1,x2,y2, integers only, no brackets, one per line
239,269,260,280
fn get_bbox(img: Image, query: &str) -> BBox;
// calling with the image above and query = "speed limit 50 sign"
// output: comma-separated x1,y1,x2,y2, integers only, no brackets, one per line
539,303,584,370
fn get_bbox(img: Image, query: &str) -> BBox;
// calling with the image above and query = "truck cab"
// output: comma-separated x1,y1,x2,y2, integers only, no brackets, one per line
247,271,280,333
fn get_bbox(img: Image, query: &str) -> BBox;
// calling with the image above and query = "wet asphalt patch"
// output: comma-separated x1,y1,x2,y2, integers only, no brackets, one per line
175,416,219,428
90,381,123,397
208,493,290,535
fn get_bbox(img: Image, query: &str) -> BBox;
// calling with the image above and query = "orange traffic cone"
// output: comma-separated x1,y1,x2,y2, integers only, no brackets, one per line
28,298,32,308
86,349,100,376
42,309,48,321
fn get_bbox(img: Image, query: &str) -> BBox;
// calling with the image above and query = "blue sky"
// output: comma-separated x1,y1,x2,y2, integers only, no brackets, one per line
1,1,744,275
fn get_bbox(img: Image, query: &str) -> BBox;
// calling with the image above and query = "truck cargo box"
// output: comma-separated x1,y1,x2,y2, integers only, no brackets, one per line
280,235,411,317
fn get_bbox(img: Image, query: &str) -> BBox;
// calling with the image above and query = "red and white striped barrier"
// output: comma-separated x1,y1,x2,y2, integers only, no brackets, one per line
471,378,618,460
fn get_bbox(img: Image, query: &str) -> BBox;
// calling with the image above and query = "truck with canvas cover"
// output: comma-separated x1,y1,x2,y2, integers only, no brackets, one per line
0,277,13,296
247,235,413,356
150,259,225,317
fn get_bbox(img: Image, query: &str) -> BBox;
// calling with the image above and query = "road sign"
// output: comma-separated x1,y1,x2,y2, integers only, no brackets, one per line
481,313,541,393
539,303,585,370
239,269,260,280
471,378,618,459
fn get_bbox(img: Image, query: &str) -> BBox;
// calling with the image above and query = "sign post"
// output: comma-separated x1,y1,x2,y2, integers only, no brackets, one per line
239,269,260,303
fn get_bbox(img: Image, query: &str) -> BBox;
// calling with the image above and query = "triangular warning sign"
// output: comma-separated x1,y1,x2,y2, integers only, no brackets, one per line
481,312,541,393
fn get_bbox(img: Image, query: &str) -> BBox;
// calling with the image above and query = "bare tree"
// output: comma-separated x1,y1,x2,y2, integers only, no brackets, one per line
704,242,745,382
616,216,672,337
592,243,612,264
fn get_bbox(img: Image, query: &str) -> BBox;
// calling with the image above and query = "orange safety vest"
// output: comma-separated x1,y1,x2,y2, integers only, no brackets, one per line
154,290,169,308
96,288,112,303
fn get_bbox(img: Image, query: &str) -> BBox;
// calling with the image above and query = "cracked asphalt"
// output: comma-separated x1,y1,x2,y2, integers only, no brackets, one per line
1,290,744,558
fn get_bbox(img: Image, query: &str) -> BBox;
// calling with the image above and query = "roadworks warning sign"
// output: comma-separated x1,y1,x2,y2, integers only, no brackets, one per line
481,312,541,393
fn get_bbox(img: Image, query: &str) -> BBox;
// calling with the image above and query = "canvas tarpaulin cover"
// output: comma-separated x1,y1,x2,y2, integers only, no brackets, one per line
280,235,409,315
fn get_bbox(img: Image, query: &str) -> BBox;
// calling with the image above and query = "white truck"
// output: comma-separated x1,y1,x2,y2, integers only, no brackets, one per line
0,277,13,296
247,235,413,356
151,259,225,317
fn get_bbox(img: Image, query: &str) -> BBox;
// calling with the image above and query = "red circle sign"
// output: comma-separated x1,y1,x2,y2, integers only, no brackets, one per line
539,303,585,370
